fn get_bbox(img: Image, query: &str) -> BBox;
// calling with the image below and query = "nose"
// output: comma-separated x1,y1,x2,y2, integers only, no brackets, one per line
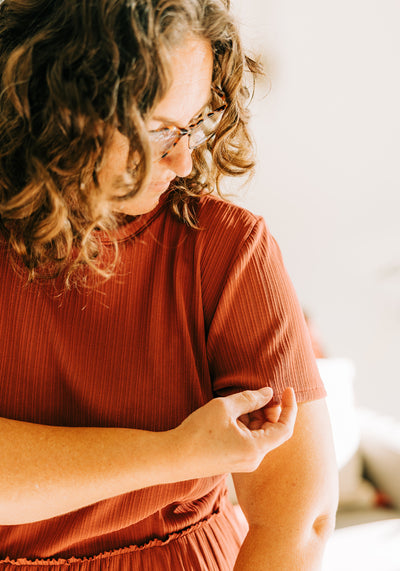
162,135,193,178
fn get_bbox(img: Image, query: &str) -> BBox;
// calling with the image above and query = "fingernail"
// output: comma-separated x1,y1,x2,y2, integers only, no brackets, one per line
259,387,273,396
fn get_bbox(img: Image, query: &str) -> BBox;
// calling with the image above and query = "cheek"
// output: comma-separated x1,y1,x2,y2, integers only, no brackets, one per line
148,159,171,180
98,137,130,193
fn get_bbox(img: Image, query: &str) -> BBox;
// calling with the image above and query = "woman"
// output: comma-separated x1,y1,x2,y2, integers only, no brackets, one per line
0,0,338,569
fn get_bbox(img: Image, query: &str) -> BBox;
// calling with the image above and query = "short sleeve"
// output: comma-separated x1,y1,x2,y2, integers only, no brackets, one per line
206,217,326,404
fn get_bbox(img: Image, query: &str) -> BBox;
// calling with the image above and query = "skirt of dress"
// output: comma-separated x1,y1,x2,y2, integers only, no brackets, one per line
0,500,247,571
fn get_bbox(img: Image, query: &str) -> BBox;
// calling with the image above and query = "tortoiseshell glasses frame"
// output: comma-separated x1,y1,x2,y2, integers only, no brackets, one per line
147,87,227,161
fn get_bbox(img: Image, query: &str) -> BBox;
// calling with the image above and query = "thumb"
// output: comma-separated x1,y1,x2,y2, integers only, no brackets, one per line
226,387,274,417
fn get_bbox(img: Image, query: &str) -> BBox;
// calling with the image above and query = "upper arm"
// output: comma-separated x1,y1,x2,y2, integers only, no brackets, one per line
232,398,338,540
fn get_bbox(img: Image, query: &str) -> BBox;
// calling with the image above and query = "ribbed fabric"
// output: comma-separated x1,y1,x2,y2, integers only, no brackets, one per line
0,193,326,568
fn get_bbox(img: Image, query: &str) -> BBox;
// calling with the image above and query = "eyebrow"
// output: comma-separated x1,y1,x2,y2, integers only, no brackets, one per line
151,91,212,128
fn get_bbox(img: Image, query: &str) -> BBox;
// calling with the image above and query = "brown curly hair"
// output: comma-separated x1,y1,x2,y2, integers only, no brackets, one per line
0,0,260,283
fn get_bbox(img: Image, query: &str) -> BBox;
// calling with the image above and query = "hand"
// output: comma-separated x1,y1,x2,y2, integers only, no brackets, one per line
175,387,297,477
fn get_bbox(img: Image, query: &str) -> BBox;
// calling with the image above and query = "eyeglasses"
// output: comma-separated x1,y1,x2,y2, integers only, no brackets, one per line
147,88,227,161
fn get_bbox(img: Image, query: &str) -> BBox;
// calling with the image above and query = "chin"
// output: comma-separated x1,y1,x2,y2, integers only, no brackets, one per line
114,183,171,217
138,199,160,215
119,196,161,217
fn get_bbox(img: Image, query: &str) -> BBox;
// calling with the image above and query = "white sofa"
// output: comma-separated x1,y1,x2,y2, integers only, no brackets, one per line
321,359,400,570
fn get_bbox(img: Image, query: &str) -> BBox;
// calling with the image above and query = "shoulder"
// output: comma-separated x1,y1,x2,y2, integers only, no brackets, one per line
195,194,269,261
192,195,282,306
197,194,260,236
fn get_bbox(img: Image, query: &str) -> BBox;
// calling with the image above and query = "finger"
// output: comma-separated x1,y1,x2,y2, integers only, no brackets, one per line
226,387,273,417
277,387,297,427
264,405,281,423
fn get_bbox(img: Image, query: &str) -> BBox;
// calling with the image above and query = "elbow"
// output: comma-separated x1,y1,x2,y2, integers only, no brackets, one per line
0,494,49,526
295,512,336,571
0,500,31,526
0,505,22,526
313,460,339,543
312,484,338,544
308,482,338,549
312,512,336,543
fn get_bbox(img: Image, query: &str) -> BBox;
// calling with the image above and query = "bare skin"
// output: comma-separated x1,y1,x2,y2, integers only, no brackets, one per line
0,387,297,525
100,37,214,215
233,398,338,571
0,37,300,528
0,39,337,570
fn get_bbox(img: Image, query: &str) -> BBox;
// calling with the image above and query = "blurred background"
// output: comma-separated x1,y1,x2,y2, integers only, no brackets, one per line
230,0,400,421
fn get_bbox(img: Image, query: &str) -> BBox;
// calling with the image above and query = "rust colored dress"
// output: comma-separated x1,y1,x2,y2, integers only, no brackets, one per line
0,194,326,569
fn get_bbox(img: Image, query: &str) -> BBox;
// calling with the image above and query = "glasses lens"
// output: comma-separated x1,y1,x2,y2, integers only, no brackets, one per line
148,128,179,159
189,108,225,149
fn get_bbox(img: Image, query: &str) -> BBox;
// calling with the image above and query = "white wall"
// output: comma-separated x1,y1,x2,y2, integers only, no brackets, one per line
231,0,400,419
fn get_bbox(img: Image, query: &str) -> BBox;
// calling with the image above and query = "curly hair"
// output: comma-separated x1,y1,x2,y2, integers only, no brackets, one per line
0,0,260,283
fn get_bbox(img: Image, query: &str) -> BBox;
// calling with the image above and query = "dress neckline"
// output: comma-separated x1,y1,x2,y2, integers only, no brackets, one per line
100,191,170,244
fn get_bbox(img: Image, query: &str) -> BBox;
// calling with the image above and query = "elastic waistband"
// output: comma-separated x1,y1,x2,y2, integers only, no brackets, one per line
0,502,245,570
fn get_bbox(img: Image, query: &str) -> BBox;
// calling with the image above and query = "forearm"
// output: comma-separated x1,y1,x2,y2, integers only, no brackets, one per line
0,387,295,525
234,517,334,571
0,416,191,525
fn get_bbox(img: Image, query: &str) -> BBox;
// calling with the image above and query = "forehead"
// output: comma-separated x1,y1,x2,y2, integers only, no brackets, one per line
150,37,214,125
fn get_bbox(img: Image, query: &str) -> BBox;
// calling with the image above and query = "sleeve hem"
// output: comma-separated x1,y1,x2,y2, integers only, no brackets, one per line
272,386,327,405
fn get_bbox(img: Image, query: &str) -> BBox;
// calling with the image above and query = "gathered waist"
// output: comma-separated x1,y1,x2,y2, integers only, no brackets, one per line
0,500,246,570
